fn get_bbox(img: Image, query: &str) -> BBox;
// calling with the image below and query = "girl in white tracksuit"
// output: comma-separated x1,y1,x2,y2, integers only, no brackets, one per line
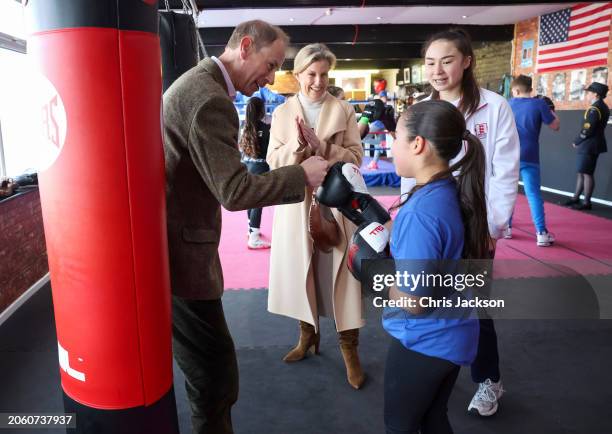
400,28,520,418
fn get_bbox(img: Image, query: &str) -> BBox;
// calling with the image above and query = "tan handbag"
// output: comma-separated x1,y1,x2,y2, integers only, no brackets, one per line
308,190,341,253
307,126,342,252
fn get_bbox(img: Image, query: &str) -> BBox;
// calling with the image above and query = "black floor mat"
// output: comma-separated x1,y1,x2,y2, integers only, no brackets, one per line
2,285,612,434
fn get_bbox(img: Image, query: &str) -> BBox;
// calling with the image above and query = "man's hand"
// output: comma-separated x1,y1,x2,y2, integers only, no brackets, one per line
301,156,329,188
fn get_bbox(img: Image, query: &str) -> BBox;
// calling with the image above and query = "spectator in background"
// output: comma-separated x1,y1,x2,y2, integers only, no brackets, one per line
327,85,345,100
239,97,272,249
507,75,560,246
362,114,386,170
378,90,397,133
565,82,610,210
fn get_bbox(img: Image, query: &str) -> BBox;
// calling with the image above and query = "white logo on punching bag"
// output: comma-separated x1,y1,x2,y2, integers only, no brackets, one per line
28,71,67,171
58,341,86,382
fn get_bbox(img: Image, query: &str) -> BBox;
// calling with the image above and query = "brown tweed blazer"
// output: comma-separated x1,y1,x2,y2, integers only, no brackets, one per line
163,58,306,299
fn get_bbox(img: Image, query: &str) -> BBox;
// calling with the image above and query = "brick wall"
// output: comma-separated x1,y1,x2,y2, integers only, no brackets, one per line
512,17,612,110
473,40,513,92
0,189,48,313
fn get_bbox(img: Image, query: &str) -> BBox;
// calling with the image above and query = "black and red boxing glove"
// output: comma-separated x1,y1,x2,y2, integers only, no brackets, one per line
348,221,391,281
536,94,555,112
316,162,391,227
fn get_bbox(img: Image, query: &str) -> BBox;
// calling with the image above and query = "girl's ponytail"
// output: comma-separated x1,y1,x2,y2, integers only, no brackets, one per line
451,132,490,259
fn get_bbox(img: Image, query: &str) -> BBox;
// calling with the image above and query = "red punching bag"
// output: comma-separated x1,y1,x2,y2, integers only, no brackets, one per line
25,1,178,431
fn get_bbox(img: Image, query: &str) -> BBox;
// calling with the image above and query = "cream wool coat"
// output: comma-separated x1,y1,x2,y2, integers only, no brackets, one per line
267,93,364,332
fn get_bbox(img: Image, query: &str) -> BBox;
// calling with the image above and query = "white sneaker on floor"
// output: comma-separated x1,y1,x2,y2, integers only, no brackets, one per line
468,379,505,416
248,230,271,250
536,231,555,247
503,227,512,239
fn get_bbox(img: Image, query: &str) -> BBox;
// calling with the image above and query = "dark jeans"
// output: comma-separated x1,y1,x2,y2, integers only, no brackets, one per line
470,248,500,383
244,160,269,229
172,296,239,434
384,339,460,434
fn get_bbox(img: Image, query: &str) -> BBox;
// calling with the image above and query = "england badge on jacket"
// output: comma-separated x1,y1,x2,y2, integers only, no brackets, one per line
475,122,488,140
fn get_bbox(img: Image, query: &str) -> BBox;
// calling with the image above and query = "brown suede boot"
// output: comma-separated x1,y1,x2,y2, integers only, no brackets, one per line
338,329,365,389
283,321,320,362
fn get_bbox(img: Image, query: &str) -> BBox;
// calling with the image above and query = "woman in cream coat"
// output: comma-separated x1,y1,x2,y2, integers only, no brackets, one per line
267,43,365,389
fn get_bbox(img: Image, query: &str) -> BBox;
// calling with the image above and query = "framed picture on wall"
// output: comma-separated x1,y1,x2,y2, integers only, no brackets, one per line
411,66,422,84
521,39,534,68
536,74,548,96
552,72,566,101
569,69,587,101
404,67,411,83
592,67,608,85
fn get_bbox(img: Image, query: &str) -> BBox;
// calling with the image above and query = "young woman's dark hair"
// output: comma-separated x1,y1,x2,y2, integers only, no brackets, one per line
239,97,265,158
422,28,481,117
394,100,489,259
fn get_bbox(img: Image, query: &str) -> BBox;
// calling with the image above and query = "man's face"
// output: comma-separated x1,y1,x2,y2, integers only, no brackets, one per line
237,37,286,96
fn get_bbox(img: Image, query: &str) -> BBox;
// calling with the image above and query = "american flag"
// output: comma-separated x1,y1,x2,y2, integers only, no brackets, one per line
536,2,612,73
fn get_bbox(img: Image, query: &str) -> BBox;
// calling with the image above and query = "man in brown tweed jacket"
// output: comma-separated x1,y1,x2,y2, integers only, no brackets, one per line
163,20,328,434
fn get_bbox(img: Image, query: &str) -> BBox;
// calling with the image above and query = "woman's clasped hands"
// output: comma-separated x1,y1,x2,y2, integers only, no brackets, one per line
296,116,321,152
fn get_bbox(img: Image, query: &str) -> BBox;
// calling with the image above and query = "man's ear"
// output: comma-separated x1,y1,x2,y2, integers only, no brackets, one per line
239,36,254,60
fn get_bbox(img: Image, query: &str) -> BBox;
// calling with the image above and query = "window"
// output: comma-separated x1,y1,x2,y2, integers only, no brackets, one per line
0,1,32,178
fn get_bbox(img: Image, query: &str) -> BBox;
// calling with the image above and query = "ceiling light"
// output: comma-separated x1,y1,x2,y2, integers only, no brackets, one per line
376,16,382,20
289,17,294,22
325,8,333,16
462,15,468,19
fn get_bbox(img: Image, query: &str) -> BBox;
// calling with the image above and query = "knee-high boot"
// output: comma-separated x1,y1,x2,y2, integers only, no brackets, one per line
283,321,320,362
338,329,365,389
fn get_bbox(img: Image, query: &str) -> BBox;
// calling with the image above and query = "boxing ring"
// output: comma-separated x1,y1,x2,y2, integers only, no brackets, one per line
360,156,401,187
360,129,401,187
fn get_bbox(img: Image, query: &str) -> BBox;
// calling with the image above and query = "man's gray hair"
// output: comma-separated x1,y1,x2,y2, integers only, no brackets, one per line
227,20,289,50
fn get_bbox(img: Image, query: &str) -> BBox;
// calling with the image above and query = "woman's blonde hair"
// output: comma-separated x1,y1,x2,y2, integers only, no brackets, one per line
292,43,336,75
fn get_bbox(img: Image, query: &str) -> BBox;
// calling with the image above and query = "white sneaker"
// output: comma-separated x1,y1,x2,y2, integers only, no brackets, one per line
536,231,555,247
247,230,271,250
468,379,505,416
503,227,512,239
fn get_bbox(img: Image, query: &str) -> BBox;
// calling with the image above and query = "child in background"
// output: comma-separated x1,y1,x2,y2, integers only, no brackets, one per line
384,99,488,434
508,75,560,246
239,97,271,249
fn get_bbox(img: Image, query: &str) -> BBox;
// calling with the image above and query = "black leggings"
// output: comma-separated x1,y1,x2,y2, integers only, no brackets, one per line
384,339,460,434
244,161,269,229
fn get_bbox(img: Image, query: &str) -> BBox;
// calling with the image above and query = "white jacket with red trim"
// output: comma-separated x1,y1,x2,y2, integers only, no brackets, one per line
400,88,520,239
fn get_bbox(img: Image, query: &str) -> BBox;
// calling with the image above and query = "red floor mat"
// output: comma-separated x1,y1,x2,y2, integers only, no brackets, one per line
219,194,612,289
